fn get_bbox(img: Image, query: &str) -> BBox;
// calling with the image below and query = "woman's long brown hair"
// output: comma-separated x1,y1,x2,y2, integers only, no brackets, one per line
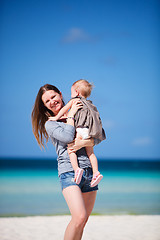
31,84,64,149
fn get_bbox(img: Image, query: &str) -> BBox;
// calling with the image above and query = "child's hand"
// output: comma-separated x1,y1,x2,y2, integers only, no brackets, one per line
48,116,57,121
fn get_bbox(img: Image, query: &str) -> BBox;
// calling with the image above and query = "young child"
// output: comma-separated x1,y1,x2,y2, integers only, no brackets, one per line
49,79,106,187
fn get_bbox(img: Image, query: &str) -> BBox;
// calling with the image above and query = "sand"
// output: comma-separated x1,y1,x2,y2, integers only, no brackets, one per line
0,215,160,240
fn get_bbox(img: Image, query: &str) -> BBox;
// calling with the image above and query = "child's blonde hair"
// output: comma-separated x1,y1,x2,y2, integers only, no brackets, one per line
72,79,93,98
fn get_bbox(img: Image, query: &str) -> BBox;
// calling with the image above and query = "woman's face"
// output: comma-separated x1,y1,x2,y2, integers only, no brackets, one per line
42,90,63,115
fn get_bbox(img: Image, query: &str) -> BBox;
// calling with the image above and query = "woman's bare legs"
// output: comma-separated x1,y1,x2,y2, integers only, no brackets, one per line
63,185,87,240
79,190,97,239
62,185,97,240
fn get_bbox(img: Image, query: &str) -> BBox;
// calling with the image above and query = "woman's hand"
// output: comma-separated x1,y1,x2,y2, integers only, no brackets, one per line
68,137,94,153
67,99,83,118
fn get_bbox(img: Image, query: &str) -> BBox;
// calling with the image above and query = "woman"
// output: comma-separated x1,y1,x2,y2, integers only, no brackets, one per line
31,84,98,240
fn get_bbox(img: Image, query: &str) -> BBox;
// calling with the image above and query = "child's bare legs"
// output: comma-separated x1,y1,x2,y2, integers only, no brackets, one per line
85,146,98,174
68,151,79,172
67,131,82,172
86,146,103,187
68,148,84,185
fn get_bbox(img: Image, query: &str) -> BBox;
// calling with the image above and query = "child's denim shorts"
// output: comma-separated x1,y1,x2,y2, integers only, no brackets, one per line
59,167,98,193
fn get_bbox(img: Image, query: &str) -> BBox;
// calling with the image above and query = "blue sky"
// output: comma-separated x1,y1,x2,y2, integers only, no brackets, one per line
0,0,159,159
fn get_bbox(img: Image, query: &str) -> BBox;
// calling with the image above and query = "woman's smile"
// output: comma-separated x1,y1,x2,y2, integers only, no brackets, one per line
42,90,63,115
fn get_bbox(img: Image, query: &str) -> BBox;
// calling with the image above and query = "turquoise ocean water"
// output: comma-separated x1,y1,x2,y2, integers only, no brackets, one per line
0,159,160,216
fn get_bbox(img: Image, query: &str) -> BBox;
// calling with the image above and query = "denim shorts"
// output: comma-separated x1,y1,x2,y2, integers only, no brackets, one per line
59,167,98,193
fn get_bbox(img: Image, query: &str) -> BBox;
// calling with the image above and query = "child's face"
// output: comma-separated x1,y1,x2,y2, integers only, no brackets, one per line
71,85,78,98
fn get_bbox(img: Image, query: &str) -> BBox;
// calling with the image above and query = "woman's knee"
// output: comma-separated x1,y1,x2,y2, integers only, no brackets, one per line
84,215,89,225
73,211,88,229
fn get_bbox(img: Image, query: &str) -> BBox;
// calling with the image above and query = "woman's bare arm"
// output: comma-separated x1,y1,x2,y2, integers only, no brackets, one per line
68,138,94,153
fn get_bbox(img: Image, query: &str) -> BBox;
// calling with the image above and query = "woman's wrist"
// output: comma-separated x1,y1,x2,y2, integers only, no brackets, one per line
66,114,75,127
67,116,75,120
67,111,75,118
67,110,75,118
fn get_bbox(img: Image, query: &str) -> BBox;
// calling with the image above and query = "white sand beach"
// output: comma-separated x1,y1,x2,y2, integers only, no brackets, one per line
0,215,160,240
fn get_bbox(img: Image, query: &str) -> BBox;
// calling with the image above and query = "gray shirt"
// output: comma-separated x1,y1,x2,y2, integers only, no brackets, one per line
45,120,92,176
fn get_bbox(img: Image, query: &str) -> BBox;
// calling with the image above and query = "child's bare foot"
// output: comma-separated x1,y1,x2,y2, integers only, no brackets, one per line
74,168,84,184
91,171,103,187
